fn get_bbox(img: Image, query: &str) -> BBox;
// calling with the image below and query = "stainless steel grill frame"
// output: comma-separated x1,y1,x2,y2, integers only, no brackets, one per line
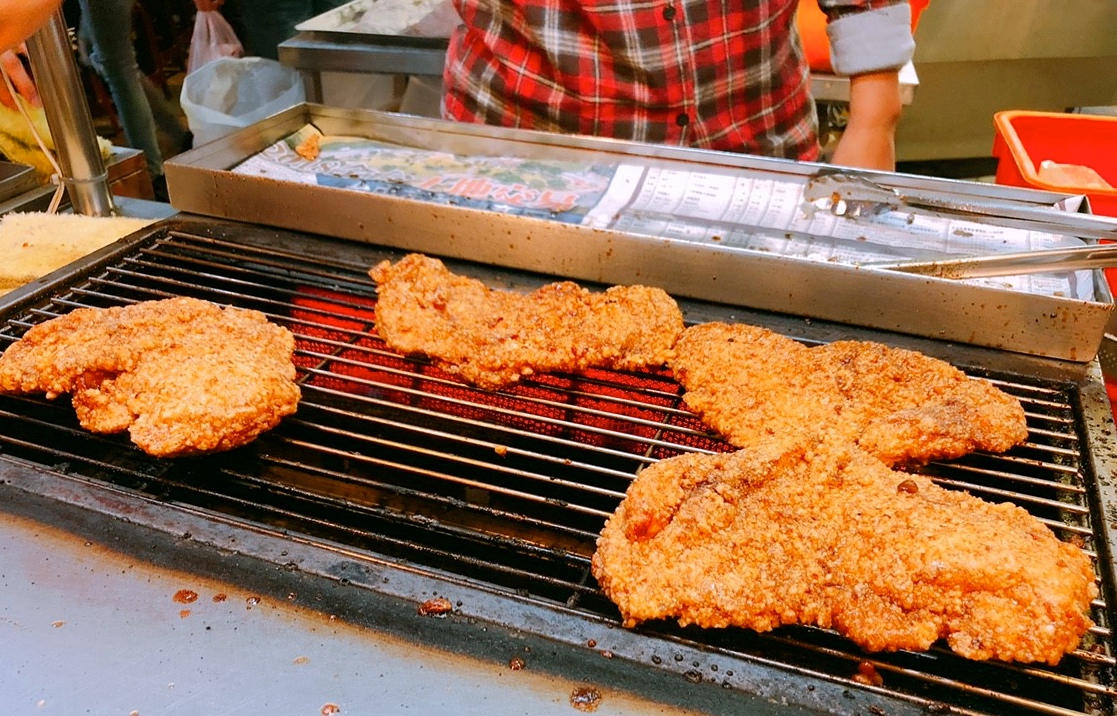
1,215,1115,716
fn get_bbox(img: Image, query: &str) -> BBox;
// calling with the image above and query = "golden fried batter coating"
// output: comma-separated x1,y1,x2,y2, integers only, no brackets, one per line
370,254,684,390
591,439,1097,664
669,323,1028,466
0,297,300,457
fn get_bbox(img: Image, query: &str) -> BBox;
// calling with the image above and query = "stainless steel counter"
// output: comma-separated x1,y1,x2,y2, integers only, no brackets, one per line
0,476,710,716
277,33,918,112
0,149,163,216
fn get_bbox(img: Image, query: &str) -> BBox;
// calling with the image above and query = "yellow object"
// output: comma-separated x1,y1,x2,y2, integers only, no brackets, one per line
0,93,55,179
0,94,113,183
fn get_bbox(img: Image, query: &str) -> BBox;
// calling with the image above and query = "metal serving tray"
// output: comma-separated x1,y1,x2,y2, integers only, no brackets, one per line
294,0,451,39
164,103,1114,363
0,160,39,204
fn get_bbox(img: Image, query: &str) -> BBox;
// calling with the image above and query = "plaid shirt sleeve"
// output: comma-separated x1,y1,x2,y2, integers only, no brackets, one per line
442,0,911,161
819,0,915,76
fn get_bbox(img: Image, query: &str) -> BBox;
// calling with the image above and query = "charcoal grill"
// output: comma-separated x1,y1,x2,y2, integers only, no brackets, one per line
1,215,1115,716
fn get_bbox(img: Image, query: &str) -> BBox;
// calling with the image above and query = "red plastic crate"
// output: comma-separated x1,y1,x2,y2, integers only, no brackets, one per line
992,111,1117,422
993,110,1117,292
992,110,1117,217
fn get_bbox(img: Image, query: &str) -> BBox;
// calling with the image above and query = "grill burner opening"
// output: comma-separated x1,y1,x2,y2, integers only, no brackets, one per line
0,222,1113,716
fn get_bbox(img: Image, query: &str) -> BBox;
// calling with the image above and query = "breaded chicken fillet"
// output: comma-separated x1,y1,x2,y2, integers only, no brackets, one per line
0,297,300,457
370,254,684,390
591,438,1096,664
669,323,1028,466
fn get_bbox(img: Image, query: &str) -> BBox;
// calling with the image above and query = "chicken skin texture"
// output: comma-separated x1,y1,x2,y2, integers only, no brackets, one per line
591,438,1096,664
0,297,300,457
668,323,1028,466
369,254,684,390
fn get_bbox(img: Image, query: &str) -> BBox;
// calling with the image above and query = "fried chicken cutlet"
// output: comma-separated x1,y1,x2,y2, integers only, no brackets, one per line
669,323,1028,466
370,254,684,390
0,297,300,457
591,439,1096,664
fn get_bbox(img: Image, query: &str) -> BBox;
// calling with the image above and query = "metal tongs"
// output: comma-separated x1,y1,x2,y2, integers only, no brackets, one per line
804,171,1117,279
870,243,1117,279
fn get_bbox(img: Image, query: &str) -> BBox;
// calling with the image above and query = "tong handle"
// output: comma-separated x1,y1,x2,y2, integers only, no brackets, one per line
874,243,1117,279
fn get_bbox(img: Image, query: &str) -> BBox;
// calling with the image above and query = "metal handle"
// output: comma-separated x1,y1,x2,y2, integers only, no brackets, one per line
873,243,1117,279
806,170,1117,244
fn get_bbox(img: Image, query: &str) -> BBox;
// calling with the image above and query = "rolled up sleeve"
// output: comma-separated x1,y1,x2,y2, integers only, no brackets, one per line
821,1,916,76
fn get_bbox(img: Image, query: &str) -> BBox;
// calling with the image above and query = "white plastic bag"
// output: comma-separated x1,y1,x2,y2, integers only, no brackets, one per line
187,10,244,75
180,57,305,147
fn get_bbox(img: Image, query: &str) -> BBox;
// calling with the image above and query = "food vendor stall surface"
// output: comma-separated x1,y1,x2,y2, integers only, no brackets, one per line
3,100,1117,714
0,214,1115,716
164,103,1113,362
276,0,918,114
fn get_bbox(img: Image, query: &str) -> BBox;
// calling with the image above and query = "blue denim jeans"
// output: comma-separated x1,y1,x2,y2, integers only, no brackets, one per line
236,0,348,60
78,0,186,179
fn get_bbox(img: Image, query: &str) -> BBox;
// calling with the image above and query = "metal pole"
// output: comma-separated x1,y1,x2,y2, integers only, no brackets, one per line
25,8,115,217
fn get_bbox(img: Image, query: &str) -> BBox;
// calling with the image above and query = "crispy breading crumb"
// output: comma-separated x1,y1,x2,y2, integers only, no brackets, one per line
0,297,300,457
591,437,1096,664
370,254,684,390
295,132,321,160
669,322,1028,467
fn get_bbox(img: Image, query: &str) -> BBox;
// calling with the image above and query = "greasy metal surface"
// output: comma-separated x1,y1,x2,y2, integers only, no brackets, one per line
0,152,169,218
0,161,39,204
279,31,448,79
893,0,1117,162
164,104,1113,363
0,483,748,716
1100,336,1117,378
0,216,1114,716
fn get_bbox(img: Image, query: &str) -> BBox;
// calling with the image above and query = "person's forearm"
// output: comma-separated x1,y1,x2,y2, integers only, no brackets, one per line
0,50,40,110
0,0,63,53
829,69,903,171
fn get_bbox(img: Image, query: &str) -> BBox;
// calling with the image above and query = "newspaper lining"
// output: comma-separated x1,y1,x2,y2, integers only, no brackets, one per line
232,125,1094,301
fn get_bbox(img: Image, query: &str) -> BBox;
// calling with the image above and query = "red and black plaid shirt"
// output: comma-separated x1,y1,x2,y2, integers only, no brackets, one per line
443,0,905,161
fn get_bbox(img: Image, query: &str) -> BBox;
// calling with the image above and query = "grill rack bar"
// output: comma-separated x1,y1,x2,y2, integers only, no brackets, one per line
0,222,1113,716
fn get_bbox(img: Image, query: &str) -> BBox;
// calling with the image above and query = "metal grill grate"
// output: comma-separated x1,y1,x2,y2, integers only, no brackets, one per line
0,224,1113,716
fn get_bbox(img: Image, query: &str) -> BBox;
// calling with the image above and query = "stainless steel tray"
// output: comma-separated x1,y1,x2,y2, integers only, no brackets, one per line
163,103,1114,363
294,0,450,41
0,160,39,204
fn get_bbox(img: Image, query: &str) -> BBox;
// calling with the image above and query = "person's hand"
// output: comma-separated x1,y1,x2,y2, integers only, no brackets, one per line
0,0,64,54
0,47,41,112
829,70,903,171
194,0,225,11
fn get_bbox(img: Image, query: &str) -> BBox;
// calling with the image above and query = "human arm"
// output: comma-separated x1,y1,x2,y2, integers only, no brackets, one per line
0,47,41,111
819,1,915,170
829,69,902,170
0,0,63,54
